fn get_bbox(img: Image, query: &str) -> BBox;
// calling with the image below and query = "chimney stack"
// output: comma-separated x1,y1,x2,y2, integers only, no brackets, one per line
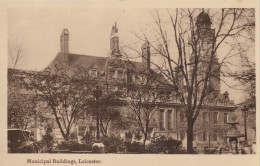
110,22,120,56
60,29,69,64
141,41,150,70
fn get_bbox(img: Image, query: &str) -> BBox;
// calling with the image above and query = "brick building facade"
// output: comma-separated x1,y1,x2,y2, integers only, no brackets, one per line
47,12,236,149
8,12,237,150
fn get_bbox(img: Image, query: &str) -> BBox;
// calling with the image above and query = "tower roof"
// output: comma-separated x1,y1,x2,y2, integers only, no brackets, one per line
111,22,118,36
196,11,211,28
62,28,69,35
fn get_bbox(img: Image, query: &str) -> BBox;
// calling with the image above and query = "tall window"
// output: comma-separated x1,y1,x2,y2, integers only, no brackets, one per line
180,112,184,123
224,113,228,124
131,74,135,82
159,109,164,131
213,112,218,124
78,126,87,137
162,91,170,100
203,131,207,141
116,69,124,79
180,132,185,140
109,69,115,78
203,112,208,122
193,131,197,141
201,42,207,51
213,131,218,141
90,69,97,77
168,110,173,130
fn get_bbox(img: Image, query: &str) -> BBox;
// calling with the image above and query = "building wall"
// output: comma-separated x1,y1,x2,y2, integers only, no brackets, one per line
151,103,236,149
151,107,178,139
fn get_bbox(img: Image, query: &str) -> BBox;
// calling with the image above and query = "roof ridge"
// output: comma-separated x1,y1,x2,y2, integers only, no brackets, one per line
68,53,108,59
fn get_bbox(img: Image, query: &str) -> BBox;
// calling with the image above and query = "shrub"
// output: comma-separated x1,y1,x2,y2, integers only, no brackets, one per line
69,132,78,141
69,141,89,151
124,141,143,153
80,131,94,151
56,141,90,151
101,134,125,153
56,141,70,150
39,124,55,152
204,148,219,154
146,135,182,154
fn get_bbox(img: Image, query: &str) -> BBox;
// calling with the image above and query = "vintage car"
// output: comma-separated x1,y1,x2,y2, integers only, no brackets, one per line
8,129,38,153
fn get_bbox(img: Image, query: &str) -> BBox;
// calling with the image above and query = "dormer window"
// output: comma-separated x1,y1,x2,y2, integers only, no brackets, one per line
135,75,140,82
132,74,136,82
142,76,147,83
118,69,123,79
114,70,118,78
114,69,124,79
90,69,97,77
109,69,115,78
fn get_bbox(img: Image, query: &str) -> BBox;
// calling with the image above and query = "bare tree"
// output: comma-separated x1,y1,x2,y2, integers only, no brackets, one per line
228,56,256,140
8,42,25,69
228,56,255,107
125,71,163,150
86,88,125,137
23,66,95,141
8,69,42,130
123,8,255,153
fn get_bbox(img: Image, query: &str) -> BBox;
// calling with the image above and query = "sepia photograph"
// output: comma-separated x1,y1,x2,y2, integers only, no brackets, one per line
6,7,257,156
1,0,259,165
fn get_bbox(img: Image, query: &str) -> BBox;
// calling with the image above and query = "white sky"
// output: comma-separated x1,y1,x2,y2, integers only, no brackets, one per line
8,8,154,70
8,8,254,104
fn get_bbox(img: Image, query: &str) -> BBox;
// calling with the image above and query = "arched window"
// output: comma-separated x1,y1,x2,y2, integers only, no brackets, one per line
180,112,185,123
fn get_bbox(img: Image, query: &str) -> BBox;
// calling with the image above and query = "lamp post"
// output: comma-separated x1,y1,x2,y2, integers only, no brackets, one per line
241,105,248,145
92,85,105,153
93,85,102,140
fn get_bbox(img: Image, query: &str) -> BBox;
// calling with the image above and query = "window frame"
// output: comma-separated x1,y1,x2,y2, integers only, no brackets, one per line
168,110,173,130
213,112,218,124
159,109,165,131
203,131,207,141
224,113,228,124
213,131,218,141
90,69,98,77
203,112,208,122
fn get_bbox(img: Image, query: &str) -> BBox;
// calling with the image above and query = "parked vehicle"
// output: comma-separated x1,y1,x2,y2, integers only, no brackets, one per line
8,129,38,153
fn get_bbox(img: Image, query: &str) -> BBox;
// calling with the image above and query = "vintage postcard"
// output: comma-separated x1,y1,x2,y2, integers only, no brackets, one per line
0,0,259,166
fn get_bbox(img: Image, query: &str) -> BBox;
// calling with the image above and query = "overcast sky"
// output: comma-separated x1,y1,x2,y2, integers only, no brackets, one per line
8,8,155,70
8,8,254,104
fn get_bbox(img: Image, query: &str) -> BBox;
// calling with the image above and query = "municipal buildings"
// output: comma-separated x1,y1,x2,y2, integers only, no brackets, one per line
8,12,237,150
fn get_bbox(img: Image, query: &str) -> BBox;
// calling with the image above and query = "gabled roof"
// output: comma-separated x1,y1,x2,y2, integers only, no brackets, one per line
46,52,152,72
46,52,171,87
46,52,109,71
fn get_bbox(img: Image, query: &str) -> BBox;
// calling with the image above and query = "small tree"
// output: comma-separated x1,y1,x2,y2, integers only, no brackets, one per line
147,135,182,154
81,131,95,150
87,89,125,137
227,55,256,140
41,124,55,152
125,71,162,150
24,66,95,141
8,69,40,130
228,56,255,107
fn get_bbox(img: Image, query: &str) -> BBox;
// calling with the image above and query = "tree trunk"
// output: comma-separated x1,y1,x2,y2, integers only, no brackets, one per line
64,134,69,141
143,119,149,151
143,136,147,152
187,121,194,154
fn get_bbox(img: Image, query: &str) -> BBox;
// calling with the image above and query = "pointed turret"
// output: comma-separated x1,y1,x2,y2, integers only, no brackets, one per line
110,22,120,56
